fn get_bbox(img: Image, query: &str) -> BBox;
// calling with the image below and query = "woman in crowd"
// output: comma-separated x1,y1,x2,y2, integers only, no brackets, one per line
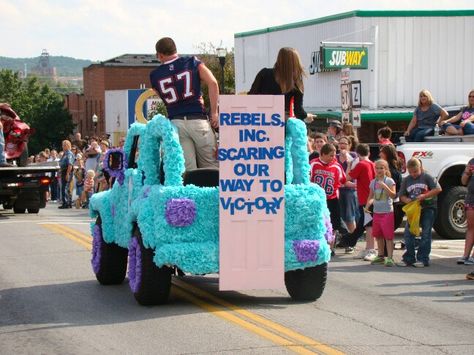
337,136,358,234
440,90,474,136
248,47,316,123
379,145,402,193
404,89,448,142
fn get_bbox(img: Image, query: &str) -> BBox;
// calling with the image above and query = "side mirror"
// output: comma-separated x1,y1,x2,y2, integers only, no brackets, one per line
103,149,127,185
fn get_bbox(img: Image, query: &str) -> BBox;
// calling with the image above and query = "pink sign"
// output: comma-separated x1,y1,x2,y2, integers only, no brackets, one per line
218,95,285,291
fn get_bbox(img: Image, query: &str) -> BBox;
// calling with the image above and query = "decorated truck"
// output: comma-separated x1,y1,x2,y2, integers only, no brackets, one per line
89,114,332,306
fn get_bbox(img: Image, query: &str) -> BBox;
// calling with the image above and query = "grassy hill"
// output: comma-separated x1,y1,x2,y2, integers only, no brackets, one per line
0,55,94,77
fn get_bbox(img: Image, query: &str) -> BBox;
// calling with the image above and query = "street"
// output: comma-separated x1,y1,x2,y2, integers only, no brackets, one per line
1,204,473,355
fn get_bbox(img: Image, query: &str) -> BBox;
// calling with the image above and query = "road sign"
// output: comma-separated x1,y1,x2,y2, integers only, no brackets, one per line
340,83,351,111
351,80,362,108
352,109,361,128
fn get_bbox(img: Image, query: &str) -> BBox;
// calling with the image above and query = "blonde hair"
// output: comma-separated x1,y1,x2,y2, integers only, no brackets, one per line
418,89,434,106
407,158,422,170
274,47,306,94
86,169,96,178
62,140,72,150
375,159,391,178
467,89,474,109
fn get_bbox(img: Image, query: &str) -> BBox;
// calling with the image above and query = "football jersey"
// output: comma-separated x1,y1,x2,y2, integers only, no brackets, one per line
310,158,346,200
150,56,206,118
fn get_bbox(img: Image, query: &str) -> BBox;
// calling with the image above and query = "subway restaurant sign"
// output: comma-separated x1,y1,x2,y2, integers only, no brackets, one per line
322,47,368,70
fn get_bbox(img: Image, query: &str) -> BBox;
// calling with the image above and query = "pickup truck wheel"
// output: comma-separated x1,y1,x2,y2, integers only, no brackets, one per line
128,230,172,306
92,216,128,285
13,207,26,214
27,208,39,214
394,203,404,230
434,186,468,239
285,263,327,301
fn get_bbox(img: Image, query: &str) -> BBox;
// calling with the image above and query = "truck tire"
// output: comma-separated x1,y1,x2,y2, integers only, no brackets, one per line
13,207,26,214
434,186,468,239
92,216,128,285
285,263,327,301
128,229,172,306
394,203,404,230
27,208,39,214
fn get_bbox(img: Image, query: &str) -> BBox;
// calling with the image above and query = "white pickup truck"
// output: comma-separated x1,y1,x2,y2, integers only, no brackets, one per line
396,134,474,239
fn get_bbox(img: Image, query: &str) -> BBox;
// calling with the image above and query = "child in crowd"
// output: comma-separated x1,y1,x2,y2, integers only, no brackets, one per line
377,126,393,146
365,160,397,266
398,158,442,267
310,143,346,254
308,132,327,161
339,143,376,259
82,169,95,208
74,154,85,209
460,158,474,277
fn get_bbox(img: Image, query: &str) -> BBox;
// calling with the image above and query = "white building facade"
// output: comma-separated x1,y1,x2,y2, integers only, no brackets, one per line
234,10,474,112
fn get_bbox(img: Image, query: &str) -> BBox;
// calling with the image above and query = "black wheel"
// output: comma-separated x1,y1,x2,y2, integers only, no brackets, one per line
91,216,128,284
13,207,26,214
285,263,327,301
27,208,39,214
434,186,467,239
128,228,172,306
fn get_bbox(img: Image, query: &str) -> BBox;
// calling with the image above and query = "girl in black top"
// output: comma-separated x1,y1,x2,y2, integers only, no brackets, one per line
248,47,316,122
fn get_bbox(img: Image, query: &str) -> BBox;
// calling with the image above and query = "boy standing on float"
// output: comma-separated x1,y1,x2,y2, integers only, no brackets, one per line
150,37,219,171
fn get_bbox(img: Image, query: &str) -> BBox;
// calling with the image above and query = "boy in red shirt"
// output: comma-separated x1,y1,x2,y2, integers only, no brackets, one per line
340,144,376,259
310,143,346,252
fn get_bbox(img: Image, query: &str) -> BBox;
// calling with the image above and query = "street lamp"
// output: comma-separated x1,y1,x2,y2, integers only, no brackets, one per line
92,113,98,134
216,47,226,94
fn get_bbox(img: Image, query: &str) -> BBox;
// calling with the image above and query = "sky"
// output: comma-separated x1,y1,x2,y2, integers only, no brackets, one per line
1,0,473,61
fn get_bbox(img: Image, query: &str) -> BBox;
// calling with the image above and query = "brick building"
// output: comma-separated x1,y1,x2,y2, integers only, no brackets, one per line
68,54,159,138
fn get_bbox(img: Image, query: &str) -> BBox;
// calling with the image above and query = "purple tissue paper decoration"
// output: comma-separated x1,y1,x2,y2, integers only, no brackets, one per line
165,198,196,227
128,237,142,293
103,148,127,185
324,215,335,244
293,240,320,263
142,186,151,199
91,224,102,274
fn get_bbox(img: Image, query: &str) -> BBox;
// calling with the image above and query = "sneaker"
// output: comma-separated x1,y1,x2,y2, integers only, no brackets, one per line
354,249,369,259
457,257,467,265
466,271,474,280
464,257,474,265
370,256,385,265
344,247,355,254
413,261,425,268
384,257,395,267
363,250,377,262
396,260,412,267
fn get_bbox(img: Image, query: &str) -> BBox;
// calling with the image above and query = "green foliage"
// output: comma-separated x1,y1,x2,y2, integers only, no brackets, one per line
0,69,75,154
194,43,235,107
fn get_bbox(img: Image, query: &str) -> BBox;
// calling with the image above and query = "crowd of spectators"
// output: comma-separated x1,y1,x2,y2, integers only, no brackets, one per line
32,132,124,209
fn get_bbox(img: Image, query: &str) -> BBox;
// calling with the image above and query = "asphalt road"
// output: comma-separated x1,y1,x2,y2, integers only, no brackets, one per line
1,203,473,355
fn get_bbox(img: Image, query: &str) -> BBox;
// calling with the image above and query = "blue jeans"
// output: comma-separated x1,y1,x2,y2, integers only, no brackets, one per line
61,175,72,207
402,207,436,265
0,125,6,163
406,127,434,142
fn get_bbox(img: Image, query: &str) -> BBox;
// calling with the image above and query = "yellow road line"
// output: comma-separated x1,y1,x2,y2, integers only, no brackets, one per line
173,287,316,354
42,224,343,355
42,224,91,250
173,279,343,355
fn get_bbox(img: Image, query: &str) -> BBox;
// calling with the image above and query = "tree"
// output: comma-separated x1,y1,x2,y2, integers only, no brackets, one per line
0,69,74,154
194,43,235,108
